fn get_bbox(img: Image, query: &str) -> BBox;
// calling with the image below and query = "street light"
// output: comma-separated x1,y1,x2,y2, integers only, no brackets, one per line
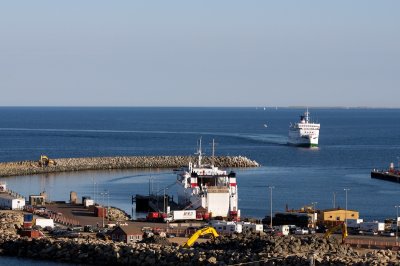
333,192,336,209
163,188,169,214
396,206,399,243
268,186,275,229
344,188,350,227
100,191,108,227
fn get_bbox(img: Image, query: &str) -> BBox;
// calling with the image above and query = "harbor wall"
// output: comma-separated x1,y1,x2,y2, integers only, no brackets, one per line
0,156,259,177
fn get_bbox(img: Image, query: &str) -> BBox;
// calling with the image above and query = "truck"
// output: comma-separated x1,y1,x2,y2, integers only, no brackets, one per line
146,212,167,222
273,225,290,236
346,219,363,229
241,222,263,233
359,221,385,232
164,210,196,222
210,221,243,234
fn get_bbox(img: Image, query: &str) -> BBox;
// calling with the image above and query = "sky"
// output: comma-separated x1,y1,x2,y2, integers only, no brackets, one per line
0,1,399,107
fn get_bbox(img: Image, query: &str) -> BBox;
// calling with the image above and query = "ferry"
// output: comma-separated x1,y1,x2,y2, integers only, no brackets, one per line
175,138,240,220
288,109,320,147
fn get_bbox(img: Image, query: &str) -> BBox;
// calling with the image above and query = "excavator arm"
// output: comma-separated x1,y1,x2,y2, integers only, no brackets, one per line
182,227,219,248
324,223,348,243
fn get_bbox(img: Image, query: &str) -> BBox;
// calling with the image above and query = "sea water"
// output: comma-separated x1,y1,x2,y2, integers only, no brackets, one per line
1,107,400,221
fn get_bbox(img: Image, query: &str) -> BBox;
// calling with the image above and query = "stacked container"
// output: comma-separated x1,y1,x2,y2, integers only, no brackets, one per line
23,213,33,228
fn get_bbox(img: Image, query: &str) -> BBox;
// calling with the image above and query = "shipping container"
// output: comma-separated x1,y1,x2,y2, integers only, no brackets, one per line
24,213,33,222
23,221,32,228
95,206,107,217
35,218,54,228
165,210,196,222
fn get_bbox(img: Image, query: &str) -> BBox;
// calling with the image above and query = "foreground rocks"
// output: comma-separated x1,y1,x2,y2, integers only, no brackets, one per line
1,214,399,266
0,156,259,177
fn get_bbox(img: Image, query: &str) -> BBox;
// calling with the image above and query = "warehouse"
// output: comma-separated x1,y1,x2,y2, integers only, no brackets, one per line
0,192,25,210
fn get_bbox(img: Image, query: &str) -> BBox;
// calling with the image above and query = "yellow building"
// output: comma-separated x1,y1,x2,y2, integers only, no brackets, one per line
318,208,359,225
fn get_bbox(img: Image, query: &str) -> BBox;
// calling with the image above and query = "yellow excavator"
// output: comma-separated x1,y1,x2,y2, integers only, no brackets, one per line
38,155,57,167
182,227,219,248
324,223,348,243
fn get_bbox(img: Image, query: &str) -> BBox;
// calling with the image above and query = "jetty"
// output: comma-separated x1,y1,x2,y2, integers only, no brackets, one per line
0,155,259,177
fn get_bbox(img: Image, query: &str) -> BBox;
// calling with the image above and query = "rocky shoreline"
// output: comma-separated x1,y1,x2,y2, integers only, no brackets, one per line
0,155,259,177
1,211,399,265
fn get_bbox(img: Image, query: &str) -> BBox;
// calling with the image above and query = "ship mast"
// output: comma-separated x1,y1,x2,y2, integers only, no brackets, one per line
195,137,203,166
211,139,215,167
305,107,310,123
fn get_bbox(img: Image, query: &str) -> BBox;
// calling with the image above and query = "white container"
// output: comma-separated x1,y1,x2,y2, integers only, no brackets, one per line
171,210,196,221
35,218,54,228
84,199,94,207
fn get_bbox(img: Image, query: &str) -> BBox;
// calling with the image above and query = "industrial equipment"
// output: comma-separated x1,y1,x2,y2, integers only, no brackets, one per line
324,223,348,243
182,226,219,248
38,155,57,167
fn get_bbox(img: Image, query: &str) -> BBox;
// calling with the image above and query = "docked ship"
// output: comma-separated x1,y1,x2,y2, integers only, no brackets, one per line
175,138,240,220
288,109,320,147
371,162,400,183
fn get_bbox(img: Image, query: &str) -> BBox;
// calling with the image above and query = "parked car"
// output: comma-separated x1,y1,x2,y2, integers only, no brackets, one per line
294,228,309,235
364,230,378,236
381,231,395,237
166,233,176,238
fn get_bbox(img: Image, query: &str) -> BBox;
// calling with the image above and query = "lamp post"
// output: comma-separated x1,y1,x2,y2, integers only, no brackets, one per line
100,192,105,227
106,191,110,222
333,192,336,209
163,188,168,214
396,206,399,243
268,186,275,229
344,188,350,227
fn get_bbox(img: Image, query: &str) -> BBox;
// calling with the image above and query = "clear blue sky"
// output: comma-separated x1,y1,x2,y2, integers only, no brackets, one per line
0,1,399,107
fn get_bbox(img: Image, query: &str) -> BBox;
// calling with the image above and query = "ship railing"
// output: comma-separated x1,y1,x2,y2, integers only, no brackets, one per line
206,186,229,193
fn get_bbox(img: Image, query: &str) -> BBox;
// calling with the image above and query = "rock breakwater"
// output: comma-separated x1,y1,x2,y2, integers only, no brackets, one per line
0,155,259,177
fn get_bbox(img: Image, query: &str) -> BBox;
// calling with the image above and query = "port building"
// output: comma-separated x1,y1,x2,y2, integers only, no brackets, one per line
0,183,25,210
318,208,359,225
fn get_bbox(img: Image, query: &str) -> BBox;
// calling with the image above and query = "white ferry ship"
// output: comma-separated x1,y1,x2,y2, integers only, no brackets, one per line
175,138,240,220
288,109,320,147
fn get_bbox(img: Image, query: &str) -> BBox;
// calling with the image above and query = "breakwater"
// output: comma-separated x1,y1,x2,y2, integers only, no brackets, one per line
0,156,259,177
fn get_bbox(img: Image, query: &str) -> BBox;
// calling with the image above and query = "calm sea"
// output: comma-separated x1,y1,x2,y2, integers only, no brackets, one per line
1,107,400,220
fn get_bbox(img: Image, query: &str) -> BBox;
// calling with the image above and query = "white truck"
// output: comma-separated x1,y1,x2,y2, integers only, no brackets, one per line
359,221,385,232
273,225,290,236
241,222,263,233
346,219,363,229
211,221,243,234
164,210,196,222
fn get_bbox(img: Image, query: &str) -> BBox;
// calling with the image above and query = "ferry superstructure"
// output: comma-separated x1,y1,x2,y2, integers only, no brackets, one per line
288,109,320,147
175,139,240,220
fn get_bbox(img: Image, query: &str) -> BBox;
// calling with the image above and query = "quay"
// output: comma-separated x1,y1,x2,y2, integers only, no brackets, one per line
0,155,259,177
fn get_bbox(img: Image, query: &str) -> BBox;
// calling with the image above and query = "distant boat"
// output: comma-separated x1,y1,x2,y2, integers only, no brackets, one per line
263,124,268,128
263,107,266,111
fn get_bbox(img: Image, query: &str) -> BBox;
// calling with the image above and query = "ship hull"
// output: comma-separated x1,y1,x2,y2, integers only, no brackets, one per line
287,133,319,147
371,171,400,183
